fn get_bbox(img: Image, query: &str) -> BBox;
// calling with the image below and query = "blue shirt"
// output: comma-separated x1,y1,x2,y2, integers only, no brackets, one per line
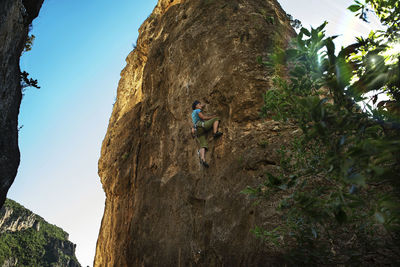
192,109,203,126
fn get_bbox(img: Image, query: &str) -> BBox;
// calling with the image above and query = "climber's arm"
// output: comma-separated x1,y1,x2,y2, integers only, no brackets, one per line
198,112,215,121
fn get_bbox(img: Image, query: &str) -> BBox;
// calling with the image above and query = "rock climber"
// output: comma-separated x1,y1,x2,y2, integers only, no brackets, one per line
191,100,223,167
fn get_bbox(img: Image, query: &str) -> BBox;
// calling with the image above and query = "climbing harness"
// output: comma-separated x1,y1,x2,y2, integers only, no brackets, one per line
196,121,205,128
191,121,205,138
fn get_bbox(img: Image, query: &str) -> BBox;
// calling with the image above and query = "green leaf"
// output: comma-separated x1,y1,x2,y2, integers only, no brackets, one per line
311,227,318,238
316,21,328,32
241,186,258,195
348,4,362,12
266,172,282,186
375,212,385,224
335,208,347,224
285,48,299,59
336,57,353,88
348,173,366,186
290,66,306,77
325,37,336,57
278,184,288,190
300,27,311,37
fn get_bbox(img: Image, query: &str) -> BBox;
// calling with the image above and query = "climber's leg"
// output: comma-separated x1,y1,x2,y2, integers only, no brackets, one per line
203,117,220,133
213,120,219,134
197,132,208,158
199,147,206,162
196,133,209,167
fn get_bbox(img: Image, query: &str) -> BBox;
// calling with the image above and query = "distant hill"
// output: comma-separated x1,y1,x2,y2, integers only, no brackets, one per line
0,199,81,267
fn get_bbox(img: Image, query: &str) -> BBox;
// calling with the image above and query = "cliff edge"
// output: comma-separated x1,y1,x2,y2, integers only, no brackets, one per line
95,0,295,265
0,0,44,208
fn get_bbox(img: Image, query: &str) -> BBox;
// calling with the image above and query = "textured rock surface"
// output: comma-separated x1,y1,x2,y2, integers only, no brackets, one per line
0,199,81,267
0,0,44,208
95,0,295,266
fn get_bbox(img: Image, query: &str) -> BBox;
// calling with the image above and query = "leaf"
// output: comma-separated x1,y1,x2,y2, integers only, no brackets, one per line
339,135,346,146
348,173,366,186
325,37,336,56
290,66,306,77
278,184,288,190
300,27,311,37
285,48,299,59
338,43,362,58
316,21,328,32
365,125,382,135
335,208,347,224
377,100,390,108
336,57,354,88
311,227,318,238
297,32,305,49
370,165,385,176
266,172,282,186
375,212,385,224
348,4,362,12
241,186,257,195
349,184,358,194
327,165,334,173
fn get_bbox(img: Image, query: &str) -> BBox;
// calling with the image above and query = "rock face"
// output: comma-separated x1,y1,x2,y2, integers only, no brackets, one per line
0,0,44,208
0,199,81,267
95,0,295,266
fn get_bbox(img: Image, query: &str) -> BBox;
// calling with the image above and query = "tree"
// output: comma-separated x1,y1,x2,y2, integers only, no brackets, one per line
23,34,35,53
20,27,40,91
245,0,400,264
20,71,40,90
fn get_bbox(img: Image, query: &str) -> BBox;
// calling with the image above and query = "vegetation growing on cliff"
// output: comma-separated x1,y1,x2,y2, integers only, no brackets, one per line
247,0,400,264
21,24,40,90
23,33,35,53
0,199,80,267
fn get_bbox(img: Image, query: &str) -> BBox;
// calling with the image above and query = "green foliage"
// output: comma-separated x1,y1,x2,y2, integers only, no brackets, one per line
247,0,400,264
23,34,35,53
121,152,130,161
20,71,40,90
348,0,399,40
0,199,79,267
265,16,275,25
21,26,40,91
286,14,302,29
347,0,400,103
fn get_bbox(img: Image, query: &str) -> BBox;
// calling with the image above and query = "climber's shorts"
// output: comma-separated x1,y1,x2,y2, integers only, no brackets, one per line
196,117,220,150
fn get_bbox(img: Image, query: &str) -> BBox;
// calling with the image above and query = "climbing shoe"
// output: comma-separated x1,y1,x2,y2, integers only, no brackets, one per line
200,159,209,168
213,131,223,139
197,150,209,168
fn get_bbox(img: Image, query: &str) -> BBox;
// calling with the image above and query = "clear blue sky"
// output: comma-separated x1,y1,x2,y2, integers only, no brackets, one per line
8,0,380,266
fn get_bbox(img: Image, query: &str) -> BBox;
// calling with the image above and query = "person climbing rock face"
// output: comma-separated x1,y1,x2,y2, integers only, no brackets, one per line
191,100,223,168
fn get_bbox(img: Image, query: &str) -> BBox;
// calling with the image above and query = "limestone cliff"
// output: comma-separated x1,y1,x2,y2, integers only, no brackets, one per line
95,0,295,265
0,199,81,267
0,0,44,208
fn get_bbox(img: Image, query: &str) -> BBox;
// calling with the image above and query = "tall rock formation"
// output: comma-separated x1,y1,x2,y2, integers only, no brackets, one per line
0,199,81,267
0,0,44,208
95,0,295,265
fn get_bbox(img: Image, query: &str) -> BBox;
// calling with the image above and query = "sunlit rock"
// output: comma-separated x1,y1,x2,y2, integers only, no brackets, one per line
95,0,295,265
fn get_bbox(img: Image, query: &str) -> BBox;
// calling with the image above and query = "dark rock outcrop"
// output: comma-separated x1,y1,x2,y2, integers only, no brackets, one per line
0,0,44,208
95,0,295,266
0,199,81,267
